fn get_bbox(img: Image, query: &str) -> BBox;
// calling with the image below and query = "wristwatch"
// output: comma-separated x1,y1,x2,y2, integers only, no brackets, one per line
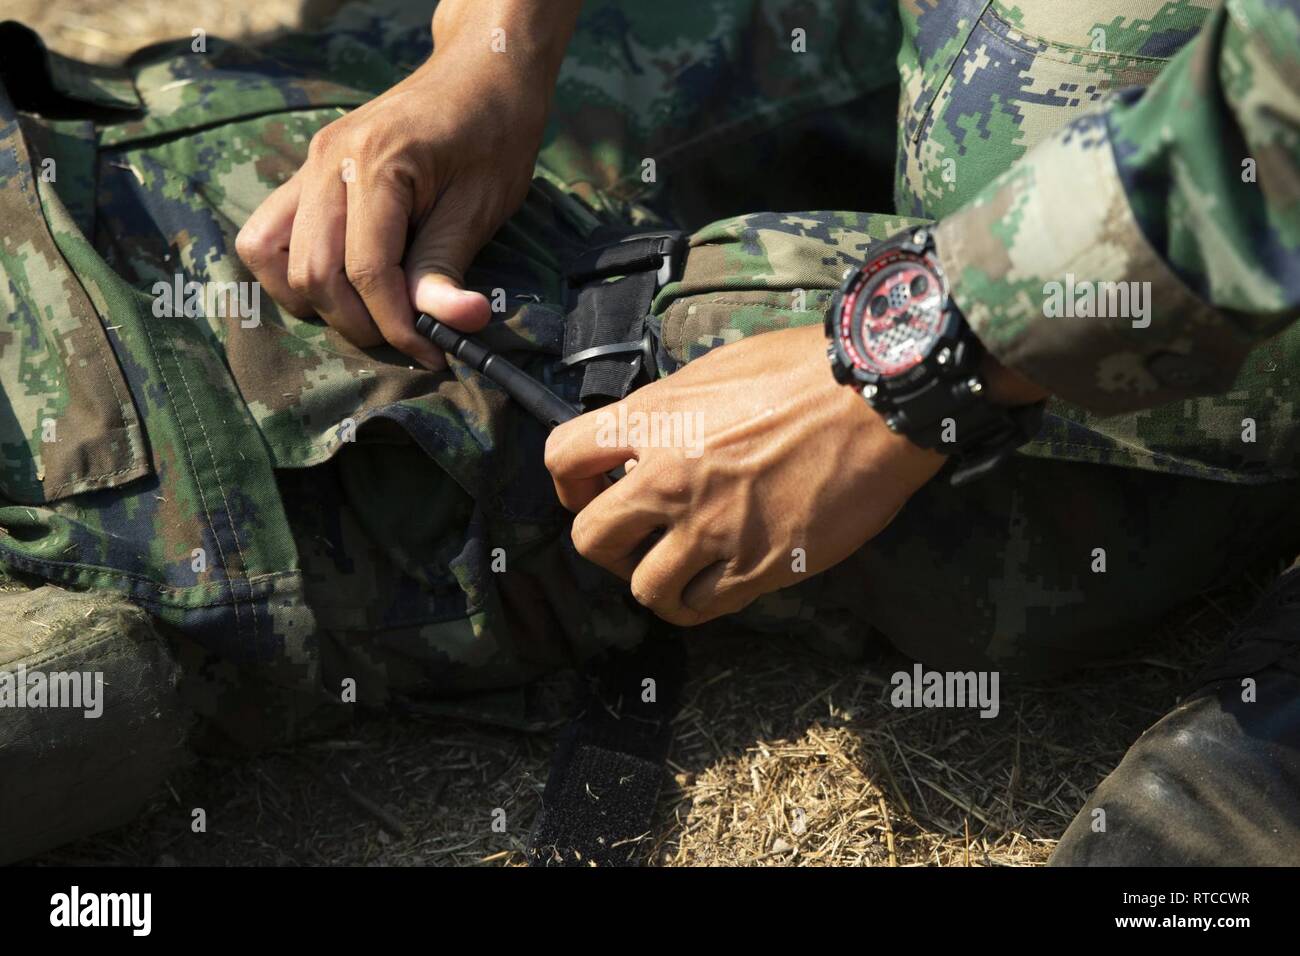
825,227,1044,486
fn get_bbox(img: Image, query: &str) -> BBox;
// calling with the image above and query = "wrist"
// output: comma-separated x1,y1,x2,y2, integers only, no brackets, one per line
825,227,1046,484
433,0,581,78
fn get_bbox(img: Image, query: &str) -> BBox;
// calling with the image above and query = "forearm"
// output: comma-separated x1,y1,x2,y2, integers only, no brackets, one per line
432,0,583,83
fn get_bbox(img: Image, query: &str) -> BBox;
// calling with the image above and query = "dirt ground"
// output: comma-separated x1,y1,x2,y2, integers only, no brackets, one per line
11,0,1277,867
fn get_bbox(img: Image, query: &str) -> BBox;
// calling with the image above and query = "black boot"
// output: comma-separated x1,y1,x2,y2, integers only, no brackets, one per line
1050,567,1300,865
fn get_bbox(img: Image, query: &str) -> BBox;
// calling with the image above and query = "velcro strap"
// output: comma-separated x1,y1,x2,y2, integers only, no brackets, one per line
527,632,685,867
527,744,664,867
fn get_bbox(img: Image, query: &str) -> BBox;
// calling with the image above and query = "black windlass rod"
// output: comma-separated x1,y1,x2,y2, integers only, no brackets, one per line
416,313,627,481
415,313,580,429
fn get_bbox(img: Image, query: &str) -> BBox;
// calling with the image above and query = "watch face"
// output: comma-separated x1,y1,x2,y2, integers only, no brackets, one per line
841,252,946,377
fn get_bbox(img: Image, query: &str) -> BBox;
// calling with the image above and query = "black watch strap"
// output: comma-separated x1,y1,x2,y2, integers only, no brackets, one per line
938,400,1046,486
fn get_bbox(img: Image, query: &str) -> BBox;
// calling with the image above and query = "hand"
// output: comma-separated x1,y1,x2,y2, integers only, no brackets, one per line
545,324,949,625
236,0,580,368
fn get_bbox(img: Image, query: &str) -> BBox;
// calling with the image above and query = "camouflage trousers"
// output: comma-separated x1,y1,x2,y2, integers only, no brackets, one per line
2,1,1299,750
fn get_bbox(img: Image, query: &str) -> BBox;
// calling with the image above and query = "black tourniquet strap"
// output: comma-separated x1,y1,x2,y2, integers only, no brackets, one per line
527,228,689,866
562,229,685,410
526,630,686,867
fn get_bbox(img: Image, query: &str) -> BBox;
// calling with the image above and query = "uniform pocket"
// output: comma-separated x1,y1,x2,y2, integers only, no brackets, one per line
896,0,1171,219
983,1,1212,60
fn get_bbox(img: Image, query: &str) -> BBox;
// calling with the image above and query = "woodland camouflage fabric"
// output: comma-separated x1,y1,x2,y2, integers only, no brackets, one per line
0,0,1298,739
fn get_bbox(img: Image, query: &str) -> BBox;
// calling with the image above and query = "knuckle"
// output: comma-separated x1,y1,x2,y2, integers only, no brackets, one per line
568,515,590,555
286,258,334,296
234,222,272,266
307,127,339,160
288,269,318,295
378,323,421,354
343,258,385,296
657,606,695,627
569,515,604,561
234,224,256,258
306,259,336,288
629,577,660,611
351,129,390,167
285,263,311,295
677,606,711,627
543,427,571,475
425,261,465,288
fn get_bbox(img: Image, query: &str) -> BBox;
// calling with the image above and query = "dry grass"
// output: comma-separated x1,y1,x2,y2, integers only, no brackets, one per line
11,1,1280,868
33,569,1273,867
658,581,1258,867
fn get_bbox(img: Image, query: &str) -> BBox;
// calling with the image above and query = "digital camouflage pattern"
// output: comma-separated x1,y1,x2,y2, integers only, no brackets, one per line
0,0,1298,748
546,0,903,221
895,0,1214,220
936,0,1300,480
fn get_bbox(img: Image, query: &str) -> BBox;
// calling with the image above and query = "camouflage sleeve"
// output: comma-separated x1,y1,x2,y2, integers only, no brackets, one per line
936,0,1300,414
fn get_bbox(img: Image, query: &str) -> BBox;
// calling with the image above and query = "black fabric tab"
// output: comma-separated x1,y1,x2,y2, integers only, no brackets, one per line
527,631,685,867
527,746,663,867
563,270,658,407
560,229,684,410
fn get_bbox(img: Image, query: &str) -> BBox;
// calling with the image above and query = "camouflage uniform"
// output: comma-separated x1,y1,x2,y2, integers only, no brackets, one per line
550,0,1300,676
0,0,1298,857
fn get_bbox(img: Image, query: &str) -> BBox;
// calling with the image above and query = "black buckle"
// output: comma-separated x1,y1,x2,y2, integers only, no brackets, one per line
558,328,661,381
563,232,685,288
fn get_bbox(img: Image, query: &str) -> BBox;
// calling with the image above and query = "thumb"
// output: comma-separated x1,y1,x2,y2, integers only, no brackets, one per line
405,204,492,334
